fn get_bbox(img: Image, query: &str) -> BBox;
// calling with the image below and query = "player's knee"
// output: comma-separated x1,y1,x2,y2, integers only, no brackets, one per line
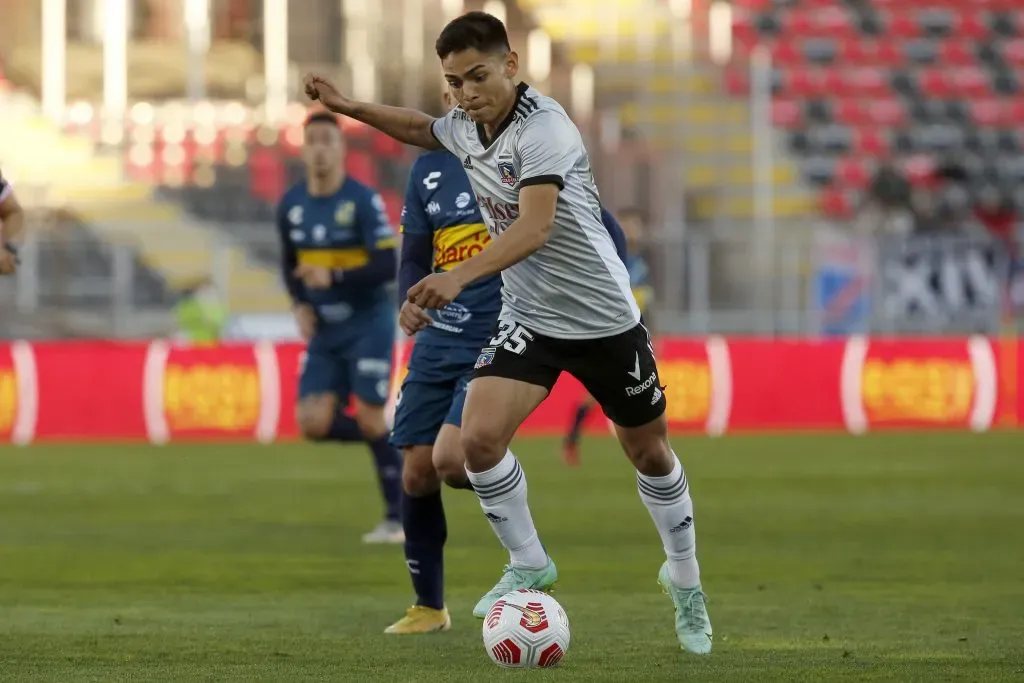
296,399,334,441
402,447,440,496
352,401,387,440
460,426,507,471
433,447,468,488
623,435,674,477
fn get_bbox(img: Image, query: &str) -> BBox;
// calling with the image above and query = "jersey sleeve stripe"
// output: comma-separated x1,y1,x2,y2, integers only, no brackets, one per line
429,119,444,146
519,174,565,190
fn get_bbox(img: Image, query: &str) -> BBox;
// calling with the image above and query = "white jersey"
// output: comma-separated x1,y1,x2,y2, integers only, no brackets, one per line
430,83,639,340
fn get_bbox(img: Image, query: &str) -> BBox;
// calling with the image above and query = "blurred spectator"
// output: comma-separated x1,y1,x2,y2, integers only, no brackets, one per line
175,276,227,345
973,186,1018,249
852,162,914,237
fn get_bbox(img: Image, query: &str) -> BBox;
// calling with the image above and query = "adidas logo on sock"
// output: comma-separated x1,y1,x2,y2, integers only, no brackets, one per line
669,516,693,533
484,512,508,523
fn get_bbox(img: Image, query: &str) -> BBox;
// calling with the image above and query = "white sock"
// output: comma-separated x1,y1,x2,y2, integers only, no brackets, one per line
466,450,548,569
637,453,701,588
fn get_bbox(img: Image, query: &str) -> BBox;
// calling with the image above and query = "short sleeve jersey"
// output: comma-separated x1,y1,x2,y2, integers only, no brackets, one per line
430,83,639,340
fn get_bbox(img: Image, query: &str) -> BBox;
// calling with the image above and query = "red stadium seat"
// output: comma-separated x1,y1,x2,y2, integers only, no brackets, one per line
834,100,867,126
887,13,920,39
847,68,890,97
919,68,953,98
953,13,989,40
950,68,991,97
732,15,758,49
786,10,815,36
771,40,803,67
837,37,874,64
853,128,890,157
970,99,1006,126
771,100,803,128
1006,98,1024,123
1004,39,1024,67
345,150,378,187
866,99,907,126
938,40,974,67
787,67,823,97
875,41,905,68
724,69,750,95
817,8,856,39
820,187,854,218
836,157,871,189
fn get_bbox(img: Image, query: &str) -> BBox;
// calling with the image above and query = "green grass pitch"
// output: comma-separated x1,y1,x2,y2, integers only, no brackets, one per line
1,433,1023,681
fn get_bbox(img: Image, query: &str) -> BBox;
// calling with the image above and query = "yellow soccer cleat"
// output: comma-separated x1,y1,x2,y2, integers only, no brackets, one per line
383,605,452,635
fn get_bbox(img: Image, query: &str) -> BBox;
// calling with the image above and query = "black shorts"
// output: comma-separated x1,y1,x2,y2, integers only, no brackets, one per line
472,320,666,428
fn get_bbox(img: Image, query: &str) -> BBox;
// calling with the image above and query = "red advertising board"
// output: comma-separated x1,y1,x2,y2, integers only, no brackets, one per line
0,337,1019,444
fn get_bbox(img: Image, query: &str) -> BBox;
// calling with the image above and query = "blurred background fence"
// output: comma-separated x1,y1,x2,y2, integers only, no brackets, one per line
1,0,1022,340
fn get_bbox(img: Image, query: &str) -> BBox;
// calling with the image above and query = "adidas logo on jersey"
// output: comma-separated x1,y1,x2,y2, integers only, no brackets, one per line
463,155,473,170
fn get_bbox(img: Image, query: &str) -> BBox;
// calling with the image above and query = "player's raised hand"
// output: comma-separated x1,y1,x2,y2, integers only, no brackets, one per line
303,72,349,113
399,300,432,336
294,264,332,289
408,272,463,311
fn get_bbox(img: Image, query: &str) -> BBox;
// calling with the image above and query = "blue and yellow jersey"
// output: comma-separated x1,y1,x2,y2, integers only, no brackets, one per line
400,150,501,348
627,253,653,316
277,177,396,323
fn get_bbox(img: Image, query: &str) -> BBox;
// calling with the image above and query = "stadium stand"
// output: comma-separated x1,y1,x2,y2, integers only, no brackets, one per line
730,0,1024,219
522,0,816,221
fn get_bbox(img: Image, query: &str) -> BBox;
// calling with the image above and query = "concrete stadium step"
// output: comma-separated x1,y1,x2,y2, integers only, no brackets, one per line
0,112,287,314
618,101,751,127
689,192,816,220
684,164,798,188
596,71,721,96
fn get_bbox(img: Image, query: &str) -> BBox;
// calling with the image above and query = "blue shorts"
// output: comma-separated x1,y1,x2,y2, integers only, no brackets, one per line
390,343,480,448
298,310,395,406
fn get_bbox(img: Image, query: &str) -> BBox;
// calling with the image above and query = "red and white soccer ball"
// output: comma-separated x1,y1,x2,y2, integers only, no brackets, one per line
482,589,571,668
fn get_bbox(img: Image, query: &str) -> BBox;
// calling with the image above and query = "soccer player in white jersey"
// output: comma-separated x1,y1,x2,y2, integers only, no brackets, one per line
304,11,712,655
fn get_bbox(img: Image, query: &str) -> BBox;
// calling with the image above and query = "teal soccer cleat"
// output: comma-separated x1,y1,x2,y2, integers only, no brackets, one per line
658,561,713,655
472,558,559,618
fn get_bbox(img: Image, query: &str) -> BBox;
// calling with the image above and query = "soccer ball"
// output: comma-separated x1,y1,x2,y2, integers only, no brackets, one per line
482,589,570,668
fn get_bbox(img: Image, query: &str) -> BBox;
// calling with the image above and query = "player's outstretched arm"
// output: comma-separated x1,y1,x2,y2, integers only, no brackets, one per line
304,73,442,151
408,183,558,311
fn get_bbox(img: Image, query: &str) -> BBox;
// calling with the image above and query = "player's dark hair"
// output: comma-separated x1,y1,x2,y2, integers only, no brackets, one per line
435,11,511,60
304,110,339,128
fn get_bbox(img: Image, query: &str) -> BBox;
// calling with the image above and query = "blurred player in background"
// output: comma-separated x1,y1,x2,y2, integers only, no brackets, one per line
304,11,712,656
385,90,630,634
563,207,651,465
276,111,404,545
0,168,25,276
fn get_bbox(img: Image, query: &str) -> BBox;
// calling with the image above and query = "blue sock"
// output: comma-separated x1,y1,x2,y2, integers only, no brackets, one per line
368,435,403,521
402,490,446,609
326,413,363,442
566,403,592,446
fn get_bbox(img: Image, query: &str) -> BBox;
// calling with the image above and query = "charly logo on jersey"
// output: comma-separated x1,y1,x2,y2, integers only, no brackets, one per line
288,206,304,225
335,200,355,227
455,192,472,209
423,171,442,190
426,201,441,215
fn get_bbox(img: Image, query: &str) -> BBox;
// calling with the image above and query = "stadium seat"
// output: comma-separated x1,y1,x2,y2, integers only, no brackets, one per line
771,100,803,128
939,40,975,66
853,127,890,157
836,157,872,189
834,100,867,126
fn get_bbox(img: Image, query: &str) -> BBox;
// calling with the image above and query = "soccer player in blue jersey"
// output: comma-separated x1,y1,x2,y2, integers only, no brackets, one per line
563,207,652,466
383,92,631,633
277,111,405,544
